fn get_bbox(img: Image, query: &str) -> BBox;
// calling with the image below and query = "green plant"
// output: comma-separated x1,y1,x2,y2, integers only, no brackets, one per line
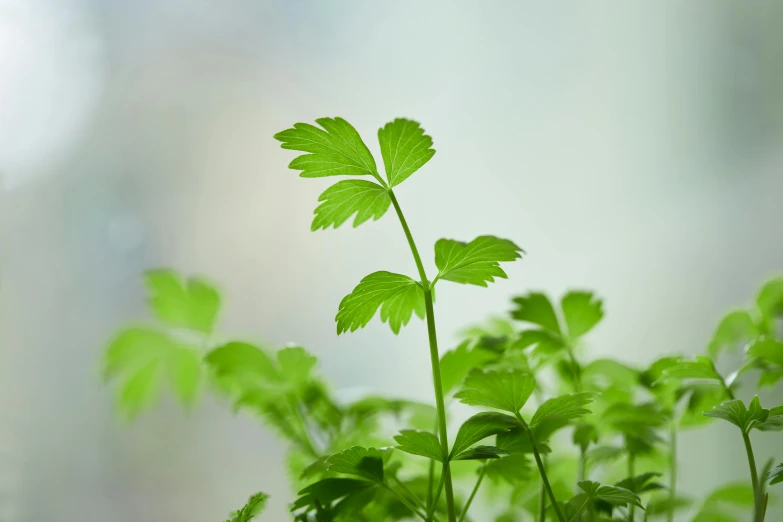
101,117,783,522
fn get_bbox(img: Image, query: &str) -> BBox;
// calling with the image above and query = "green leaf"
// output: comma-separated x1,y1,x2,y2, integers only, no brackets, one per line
274,117,378,178
746,337,783,367
310,180,391,231
291,478,376,514
756,405,783,431
450,412,518,458
226,491,269,522
104,327,203,418
708,310,760,357
704,396,769,432
206,342,279,387
662,356,721,381
434,235,523,287
705,483,755,506
393,430,444,462
277,346,317,387
645,495,692,516
326,447,385,483
530,392,594,440
615,473,664,494
757,276,783,320
453,445,508,461
144,269,220,333
510,292,561,334
439,341,497,395
336,271,425,334
483,454,532,485
496,426,551,455
454,369,535,413
577,480,644,509
602,402,667,436
766,463,783,486
377,118,435,187
572,423,599,452
513,329,565,357
561,291,604,338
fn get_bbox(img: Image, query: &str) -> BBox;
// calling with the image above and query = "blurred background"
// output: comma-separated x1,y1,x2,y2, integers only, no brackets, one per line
1,0,783,520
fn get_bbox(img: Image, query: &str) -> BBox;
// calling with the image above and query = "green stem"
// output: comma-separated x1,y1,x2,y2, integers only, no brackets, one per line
667,425,677,522
427,459,435,510
287,395,319,458
383,484,430,522
458,466,487,522
389,190,456,522
516,414,566,522
569,497,590,522
428,466,447,521
627,452,636,522
392,476,428,511
579,446,586,483
742,430,760,510
538,476,547,522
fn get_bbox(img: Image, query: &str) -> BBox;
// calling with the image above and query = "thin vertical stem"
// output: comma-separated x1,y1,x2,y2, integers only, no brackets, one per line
627,452,636,522
389,190,456,522
667,425,677,522
516,414,567,522
742,430,760,506
458,466,487,522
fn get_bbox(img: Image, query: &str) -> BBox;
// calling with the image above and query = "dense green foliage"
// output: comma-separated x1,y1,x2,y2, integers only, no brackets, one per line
102,117,783,521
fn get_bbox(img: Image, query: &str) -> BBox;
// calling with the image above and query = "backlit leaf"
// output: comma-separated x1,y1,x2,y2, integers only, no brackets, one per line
454,369,535,413
274,117,378,178
311,180,391,230
336,271,425,334
226,491,269,522
326,447,385,483
434,236,523,287
377,118,435,187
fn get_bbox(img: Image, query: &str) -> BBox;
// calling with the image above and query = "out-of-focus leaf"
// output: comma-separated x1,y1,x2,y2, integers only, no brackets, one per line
455,369,535,413
561,291,604,339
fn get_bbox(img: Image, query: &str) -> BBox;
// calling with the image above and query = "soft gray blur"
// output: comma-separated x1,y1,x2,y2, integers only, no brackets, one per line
2,1,782,520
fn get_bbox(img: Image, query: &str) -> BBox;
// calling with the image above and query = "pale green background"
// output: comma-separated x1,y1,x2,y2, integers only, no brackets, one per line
1,1,783,520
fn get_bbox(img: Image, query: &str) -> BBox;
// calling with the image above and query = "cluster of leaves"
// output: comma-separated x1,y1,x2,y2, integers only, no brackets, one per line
101,117,783,522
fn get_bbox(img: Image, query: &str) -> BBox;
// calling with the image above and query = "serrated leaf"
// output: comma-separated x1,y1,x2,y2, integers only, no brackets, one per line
104,327,203,418
434,235,523,287
311,180,391,231
708,310,760,357
662,356,721,381
510,292,561,333
561,291,604,338
393,430,444,462
615,473,663,494
450,412,518,458
454,445,508,461
530,392,594,440
226,491,269,522
704,396,769,432
326,447,385,483
336,271,425,334
274,117,378,178
766,463,783,486
291,478,376,513
578,481,644,509
377,118,435,187
483,454,532,485
454,369,534,413
144,269,220,333
439,341,497,395
756,405,783,431
746,337,783,367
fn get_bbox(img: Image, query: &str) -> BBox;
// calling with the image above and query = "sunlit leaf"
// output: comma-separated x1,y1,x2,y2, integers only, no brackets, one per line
274,117,378,178
311,180,391,230
377,118,435,187
454,369,535,413
434,235,523,287
336,271,425,334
